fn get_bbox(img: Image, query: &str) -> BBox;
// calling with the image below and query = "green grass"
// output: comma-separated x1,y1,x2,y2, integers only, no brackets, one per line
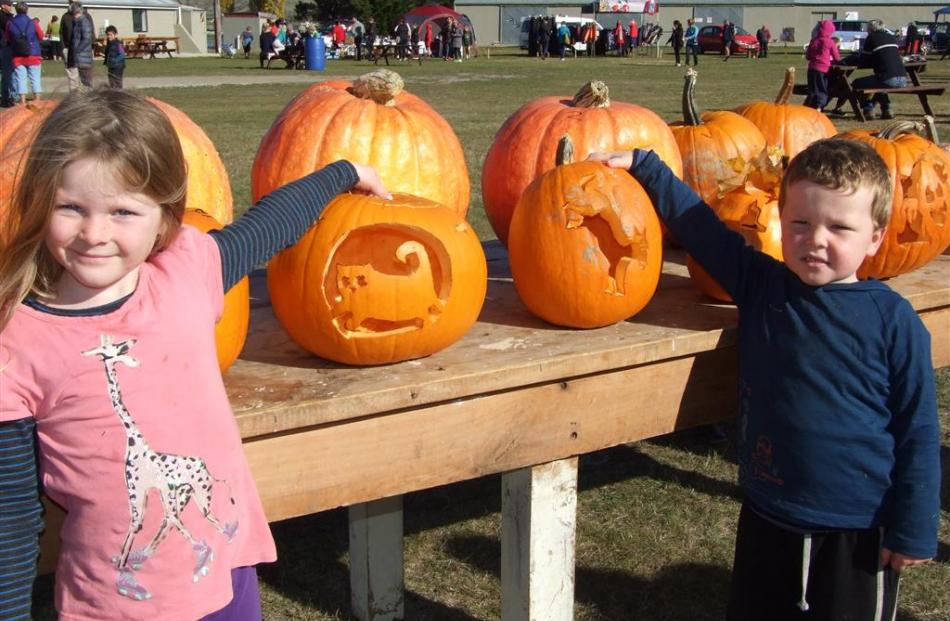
31,48,950,620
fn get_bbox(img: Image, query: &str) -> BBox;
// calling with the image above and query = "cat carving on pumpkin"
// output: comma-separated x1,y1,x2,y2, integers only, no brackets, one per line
333,240,445,333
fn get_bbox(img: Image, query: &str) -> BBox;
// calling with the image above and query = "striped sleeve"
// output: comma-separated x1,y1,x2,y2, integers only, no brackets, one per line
210,160,359,291
0,418,42,621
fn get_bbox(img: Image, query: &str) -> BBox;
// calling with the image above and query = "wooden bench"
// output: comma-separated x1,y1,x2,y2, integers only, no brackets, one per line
264,47,305,69
853,84,947,117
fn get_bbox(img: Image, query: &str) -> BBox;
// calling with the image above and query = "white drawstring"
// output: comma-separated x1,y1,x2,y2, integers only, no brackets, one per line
798,534,812,612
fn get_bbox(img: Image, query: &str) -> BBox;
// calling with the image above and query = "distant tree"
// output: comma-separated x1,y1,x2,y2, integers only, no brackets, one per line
250,0,284,17
220,0,235,13
293,1,320,22
351,0,429,31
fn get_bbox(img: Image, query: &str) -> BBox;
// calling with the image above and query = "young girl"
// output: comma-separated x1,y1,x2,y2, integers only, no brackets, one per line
804,20,841,112
0,88,388,620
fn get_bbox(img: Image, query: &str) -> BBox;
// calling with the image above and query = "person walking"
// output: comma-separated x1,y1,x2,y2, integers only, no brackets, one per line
722,20,735,61
103,24,125,88
804,19,840,111
667,19,684,66
684,18,699,65
756,24,770,58
557,20,571,61
628,19,638,53
613,20,626,56
4,0,42,105
537,17,550,60
240,25,254,59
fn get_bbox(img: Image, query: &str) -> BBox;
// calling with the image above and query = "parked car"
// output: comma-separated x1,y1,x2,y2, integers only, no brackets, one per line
830,19,870,52
696,25,759,55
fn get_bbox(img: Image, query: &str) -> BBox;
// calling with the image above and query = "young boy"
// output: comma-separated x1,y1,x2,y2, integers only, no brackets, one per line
591,140,940,619
103,24,125,88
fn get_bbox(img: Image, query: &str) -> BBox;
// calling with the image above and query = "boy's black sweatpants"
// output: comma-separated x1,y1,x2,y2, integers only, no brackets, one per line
727,501,900,621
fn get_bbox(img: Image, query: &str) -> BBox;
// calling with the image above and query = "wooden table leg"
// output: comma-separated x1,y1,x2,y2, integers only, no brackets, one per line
918,94,935,117
349,496,405,621
501,457,579,621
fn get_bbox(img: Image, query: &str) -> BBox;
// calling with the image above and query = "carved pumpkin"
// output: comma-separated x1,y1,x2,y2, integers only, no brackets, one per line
687,188,784,302
670,70,767,206
483,80,683,245
840,120,950,279
252,70,470,217
508,137,663,328
733,67,837,159
182,209,249,372
0,98,233,225
267,193,487,365
687,148,785,302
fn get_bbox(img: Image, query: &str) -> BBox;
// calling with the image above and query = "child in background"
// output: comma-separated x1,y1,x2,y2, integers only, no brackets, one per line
240,25,254,59
804,20,840,111
0,88,389,620
103,25,125,88
589,141,939,619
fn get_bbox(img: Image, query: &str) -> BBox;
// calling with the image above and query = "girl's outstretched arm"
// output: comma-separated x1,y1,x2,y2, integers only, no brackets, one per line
210,161,390,291
0,418,43,621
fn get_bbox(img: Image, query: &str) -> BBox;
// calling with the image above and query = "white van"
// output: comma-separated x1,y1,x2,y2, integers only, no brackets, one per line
519,15,603,49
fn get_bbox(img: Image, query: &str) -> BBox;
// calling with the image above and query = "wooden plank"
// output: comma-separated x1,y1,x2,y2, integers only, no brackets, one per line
501,459,578,621
228,251,950,439
349,497,405,621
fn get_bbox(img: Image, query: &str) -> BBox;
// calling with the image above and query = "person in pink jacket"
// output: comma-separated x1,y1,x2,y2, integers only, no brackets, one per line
804,20,841,111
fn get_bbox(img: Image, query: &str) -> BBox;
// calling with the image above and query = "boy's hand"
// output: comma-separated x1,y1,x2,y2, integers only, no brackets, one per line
881,548,931,572
587,151,634,170
351,163,392,200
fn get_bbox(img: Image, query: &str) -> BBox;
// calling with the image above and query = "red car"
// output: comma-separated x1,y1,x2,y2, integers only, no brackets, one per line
697,24,760,55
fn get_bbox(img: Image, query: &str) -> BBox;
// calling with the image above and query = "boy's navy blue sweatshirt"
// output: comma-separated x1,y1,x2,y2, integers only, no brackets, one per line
630,150,940,558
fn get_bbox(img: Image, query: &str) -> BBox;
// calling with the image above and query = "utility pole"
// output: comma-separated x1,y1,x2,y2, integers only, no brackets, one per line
213,0,221,54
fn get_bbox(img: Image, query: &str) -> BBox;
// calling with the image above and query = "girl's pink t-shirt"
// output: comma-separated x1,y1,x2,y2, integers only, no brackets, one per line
0,226,276,621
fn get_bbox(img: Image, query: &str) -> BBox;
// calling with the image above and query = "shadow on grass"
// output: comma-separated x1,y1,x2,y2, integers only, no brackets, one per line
444,533,732,620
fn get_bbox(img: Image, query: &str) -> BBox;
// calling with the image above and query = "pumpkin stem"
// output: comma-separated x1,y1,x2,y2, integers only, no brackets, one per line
556,135,574,166
923,115,941,144
570,81,610,108
775,67,795,104
878,120,925,140
682,69,701,126
350,69,404,106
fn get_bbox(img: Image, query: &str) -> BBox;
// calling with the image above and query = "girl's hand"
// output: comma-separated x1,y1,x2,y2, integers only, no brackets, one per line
587,150,635,170
881,548,931,572
351,163,392,200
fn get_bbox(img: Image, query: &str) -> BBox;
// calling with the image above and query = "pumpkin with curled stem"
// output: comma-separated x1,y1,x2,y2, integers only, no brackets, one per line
508,136,663,328
483,80,683,246
0,98,234,225
840,120,950,279
267,192,486,365
251,69,470,217
670,69,767,206
733,67,837,159
182,209,249,372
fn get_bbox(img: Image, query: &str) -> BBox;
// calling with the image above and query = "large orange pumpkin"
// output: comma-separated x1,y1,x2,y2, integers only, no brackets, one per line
0,101,59,231
733,67,837,159
508,137,663,328
670,69,767,206
181,209,249,372
840,120,950,279
0,98,233,225
686,186,784,302
251,70,470,217
267,192,486,365
482,80,683,245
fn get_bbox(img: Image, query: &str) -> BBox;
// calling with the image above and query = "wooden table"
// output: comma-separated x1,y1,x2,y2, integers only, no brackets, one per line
826,61,944,120
38,246,950,620
370,42,422,65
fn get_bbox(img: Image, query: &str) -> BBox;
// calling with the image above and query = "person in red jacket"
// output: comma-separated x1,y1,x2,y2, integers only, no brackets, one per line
628,19,638,52
423,21,433,56
614,20,626,56
331,20,346,53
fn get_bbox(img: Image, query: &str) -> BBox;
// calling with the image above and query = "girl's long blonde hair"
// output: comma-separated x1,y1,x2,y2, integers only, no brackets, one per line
0,88,187,331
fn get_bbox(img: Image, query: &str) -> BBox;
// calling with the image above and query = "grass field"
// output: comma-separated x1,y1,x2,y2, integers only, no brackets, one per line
28,47,950,620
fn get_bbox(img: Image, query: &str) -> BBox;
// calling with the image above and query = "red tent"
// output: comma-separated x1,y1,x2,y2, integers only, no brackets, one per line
403,3,475,38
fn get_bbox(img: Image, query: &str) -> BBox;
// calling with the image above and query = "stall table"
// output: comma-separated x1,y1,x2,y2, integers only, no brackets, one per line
38,246,950,620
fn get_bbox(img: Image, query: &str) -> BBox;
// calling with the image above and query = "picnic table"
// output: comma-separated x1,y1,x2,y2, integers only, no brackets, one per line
370,42,422,65
794,60,946,121
94,36,179,59
37,246,950,620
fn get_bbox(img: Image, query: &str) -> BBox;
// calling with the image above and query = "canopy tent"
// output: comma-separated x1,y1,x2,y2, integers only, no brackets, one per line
403,3,476,38
936,6,950,19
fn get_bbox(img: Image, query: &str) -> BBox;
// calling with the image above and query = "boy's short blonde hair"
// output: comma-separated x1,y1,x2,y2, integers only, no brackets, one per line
779,139,892,230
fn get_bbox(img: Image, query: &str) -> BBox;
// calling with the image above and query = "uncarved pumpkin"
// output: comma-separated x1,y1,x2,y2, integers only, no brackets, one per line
483,80,683,246
508,137,663,328
0,98,233,225
733,67,837,159
267,192,486,365
252,70,470,217
670,69,767,206
840,120,950,279
182,209,249,372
